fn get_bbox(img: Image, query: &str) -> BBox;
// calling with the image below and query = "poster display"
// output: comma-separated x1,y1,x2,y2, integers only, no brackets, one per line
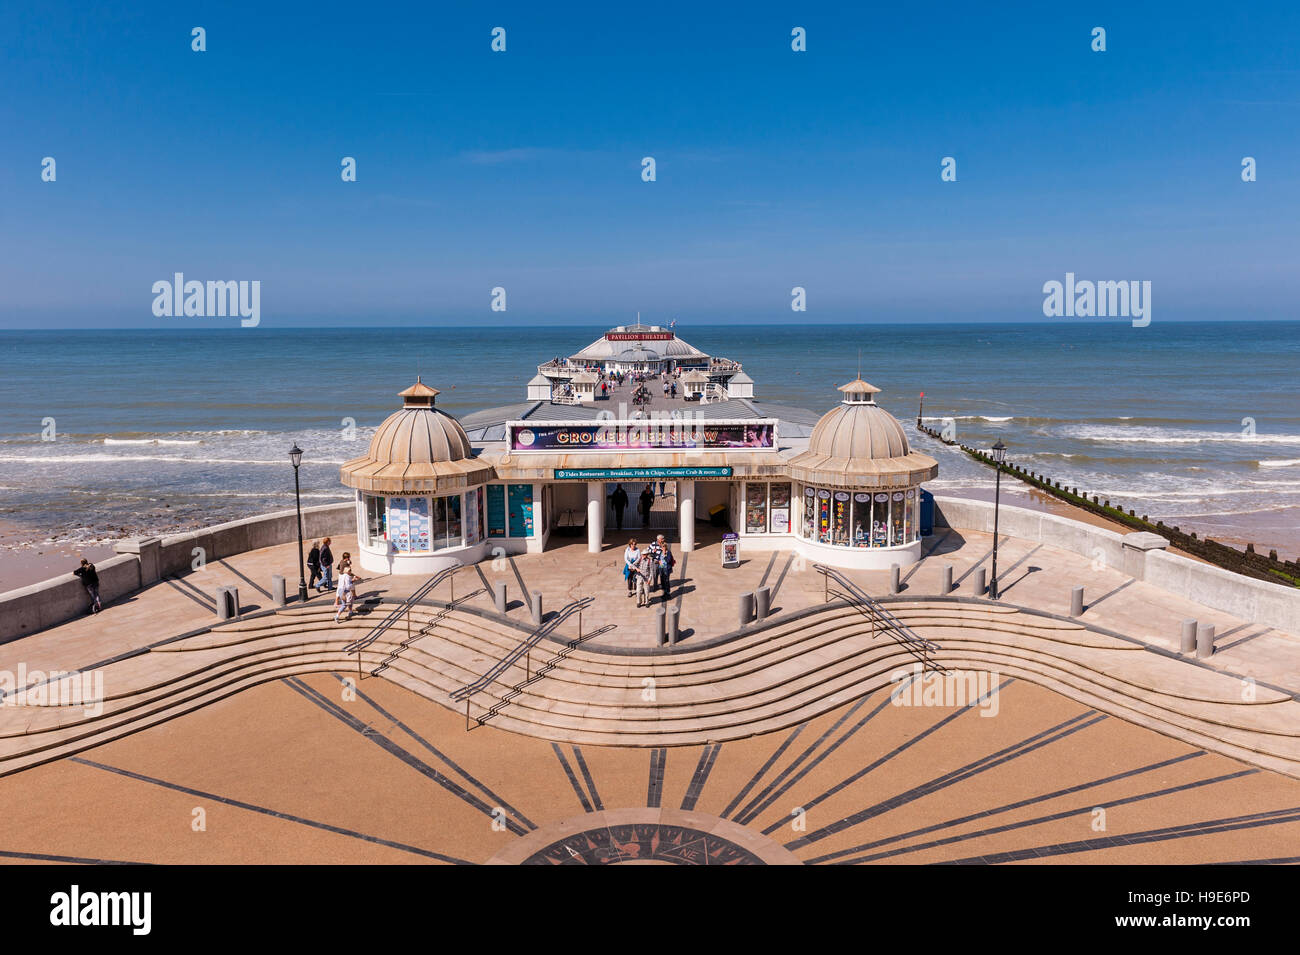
721,533,740,568
409,497,430,552
745,483,768,533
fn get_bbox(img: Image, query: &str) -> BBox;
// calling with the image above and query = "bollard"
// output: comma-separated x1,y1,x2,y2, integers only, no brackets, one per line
530,590,543,625
271,574,286,608
216,585,233,621
1196,623,1216,659
655,606,667,646
1180,619,1197,654
940,564,953,595
755,585,771,621
667,606,680,645
971,567,986,597
739,591,755,627
493,580,508,614
216,585,240,620
889,564,901,595
1070,585,1084,617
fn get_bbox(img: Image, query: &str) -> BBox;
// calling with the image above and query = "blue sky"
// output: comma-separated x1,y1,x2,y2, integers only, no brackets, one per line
2,1,1299,327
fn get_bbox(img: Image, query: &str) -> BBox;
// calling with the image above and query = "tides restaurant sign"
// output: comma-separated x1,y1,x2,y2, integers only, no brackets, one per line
507,420,777,452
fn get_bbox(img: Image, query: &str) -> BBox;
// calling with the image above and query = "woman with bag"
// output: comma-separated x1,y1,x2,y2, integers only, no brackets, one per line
622,538,639,597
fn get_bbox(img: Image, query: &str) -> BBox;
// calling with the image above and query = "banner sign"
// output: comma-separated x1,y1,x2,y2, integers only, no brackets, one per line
606,332,673,341
555,467,733,480
509,420,776,452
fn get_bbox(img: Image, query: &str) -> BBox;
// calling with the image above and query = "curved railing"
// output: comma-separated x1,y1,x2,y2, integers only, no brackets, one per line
813,564,944,672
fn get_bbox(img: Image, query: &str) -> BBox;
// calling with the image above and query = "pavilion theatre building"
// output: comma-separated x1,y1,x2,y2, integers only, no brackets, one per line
340,324,938,575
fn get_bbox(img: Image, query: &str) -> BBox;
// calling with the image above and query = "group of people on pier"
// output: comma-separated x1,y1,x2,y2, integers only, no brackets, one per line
622,535,676,607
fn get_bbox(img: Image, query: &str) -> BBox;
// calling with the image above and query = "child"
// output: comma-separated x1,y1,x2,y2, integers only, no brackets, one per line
334,569,356,623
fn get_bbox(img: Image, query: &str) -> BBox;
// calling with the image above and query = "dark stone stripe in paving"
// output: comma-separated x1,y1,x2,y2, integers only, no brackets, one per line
1208,856,1300,865
283,677,526,836
938,802,1300,865
722,722,809,820
740,693,896,828
572,745,604,812
828,769,1261,865
788,708,1103,848
552,743,593,814
674,553,688,614
681,743,722,812
162,575,215,610
766,678,1014,836
758,552,778,589
792,711,1102,849
807,751,1206,863
217,559,273,601
0,847,144,865
70,756,473,865
329,673,537,831
646,748,667,808
734,695,874,825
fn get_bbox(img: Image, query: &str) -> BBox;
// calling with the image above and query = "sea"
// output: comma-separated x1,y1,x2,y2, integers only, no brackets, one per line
2,321,1299,555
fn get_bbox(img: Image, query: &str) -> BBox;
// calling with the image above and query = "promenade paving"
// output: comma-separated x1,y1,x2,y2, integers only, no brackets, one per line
1,515,1298,864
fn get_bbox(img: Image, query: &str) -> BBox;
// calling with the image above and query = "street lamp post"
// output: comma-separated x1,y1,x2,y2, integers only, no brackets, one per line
989,439,1007,599
289,444,308,603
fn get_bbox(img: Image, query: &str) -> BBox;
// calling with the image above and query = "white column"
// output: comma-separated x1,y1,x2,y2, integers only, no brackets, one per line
679,479,695,553
587,482,605,553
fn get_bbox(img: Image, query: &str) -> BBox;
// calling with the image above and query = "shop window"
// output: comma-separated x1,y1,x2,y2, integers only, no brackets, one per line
817,490,832,543
802,487,816,539
365,495,387,548
890,491,905,546
769,483,791,534
872,493,889,546
832,491,851,544
745,483,768,534
853,493,871,547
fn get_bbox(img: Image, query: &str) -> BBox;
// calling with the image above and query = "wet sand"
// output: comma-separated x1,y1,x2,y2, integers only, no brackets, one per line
0,519,117,593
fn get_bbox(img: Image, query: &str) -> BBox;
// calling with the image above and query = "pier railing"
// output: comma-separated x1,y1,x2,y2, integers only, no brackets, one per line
342,563,469,678
814,564,944,672
450,595,597,729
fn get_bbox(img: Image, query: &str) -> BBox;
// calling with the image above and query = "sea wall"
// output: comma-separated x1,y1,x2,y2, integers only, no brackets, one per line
933,495,1300,635
0,502,354,644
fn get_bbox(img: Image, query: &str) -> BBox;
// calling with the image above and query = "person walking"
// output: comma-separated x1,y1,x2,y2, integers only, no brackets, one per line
318,538,334,592
333,568,356,623
72,558,102,614
634,548,655,607
611,483,629,531
638,485,654,527
651,534,675,601
307,540,322,591
622,538,640,597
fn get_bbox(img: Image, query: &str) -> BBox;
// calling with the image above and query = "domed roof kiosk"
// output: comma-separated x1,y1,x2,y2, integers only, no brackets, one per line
340,379,496,576
785,380,939,569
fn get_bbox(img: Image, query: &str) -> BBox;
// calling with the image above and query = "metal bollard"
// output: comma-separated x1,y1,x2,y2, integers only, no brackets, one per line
667,606,680,646
216,586,233,621
271,574,286,608
1196,623,1216,659
1070,586,1084,617
739,591,755,627
1180,619,1197,654
493,580,508,614
755,585,771,621
971,567,986,597
941,564,953,595
656,606,667,646
889,564,901,595
530,590,543,625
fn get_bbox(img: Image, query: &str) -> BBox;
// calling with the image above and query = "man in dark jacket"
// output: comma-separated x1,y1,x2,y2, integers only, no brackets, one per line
638,485,654,527
307,541,322,590
318,538,334,592
73,558,102,614
610,484,629,531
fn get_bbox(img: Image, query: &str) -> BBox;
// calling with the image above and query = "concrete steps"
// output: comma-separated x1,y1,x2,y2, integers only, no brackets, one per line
0,599,1296,779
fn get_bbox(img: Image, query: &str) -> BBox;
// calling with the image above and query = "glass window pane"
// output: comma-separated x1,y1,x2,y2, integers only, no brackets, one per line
817,489,832,543
832,491,851,545
802,486,815,538
853,493,871,546
769,483,791,534
745,482,768,534
447,494,462,547
872,493,889,546
891,491,905,546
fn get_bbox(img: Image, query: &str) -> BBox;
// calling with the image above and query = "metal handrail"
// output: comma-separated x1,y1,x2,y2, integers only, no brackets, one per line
450,595,592,703
341,562,462,655
813,564,945,672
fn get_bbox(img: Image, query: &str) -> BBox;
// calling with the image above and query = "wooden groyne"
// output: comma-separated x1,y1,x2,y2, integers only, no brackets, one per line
915,421,1300,589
